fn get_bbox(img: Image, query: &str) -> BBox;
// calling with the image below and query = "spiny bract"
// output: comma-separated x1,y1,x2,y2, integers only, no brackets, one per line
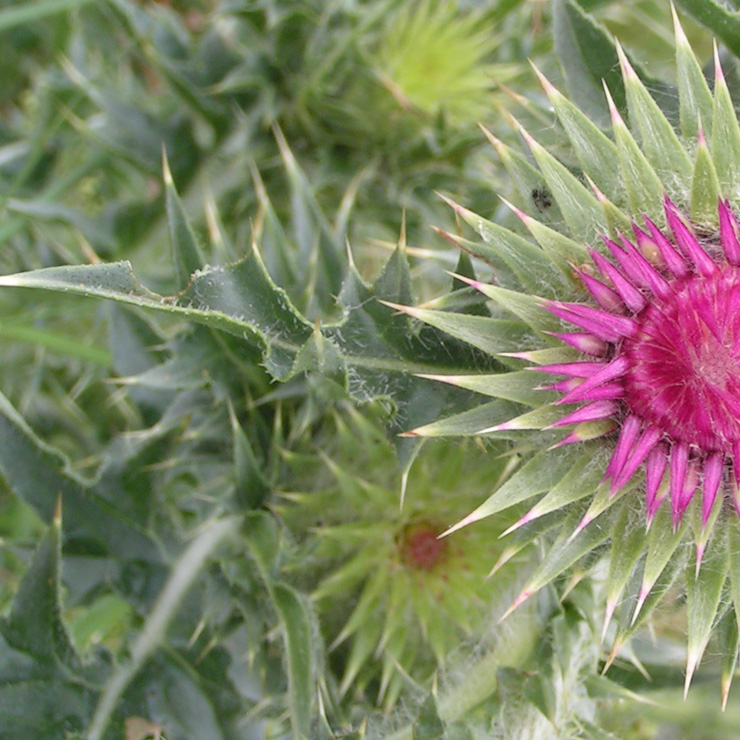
397,11,740,704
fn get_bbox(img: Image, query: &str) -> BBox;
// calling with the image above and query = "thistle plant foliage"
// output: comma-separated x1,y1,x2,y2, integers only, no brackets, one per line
7,1,740,739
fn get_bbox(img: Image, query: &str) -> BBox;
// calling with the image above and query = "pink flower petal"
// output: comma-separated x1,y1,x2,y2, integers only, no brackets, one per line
645,444,669,524
545,400,619,429
588,249,645,312
644,215,689,278
701,452,724,528
605,414,642,482
719,198,740,265
665,197,717,277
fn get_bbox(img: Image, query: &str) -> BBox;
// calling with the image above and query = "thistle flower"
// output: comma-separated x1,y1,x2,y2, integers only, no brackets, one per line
395,13,740,701
277,406,520,711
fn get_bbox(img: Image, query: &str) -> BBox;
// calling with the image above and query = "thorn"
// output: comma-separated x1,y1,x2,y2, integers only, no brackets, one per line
498,588,533,623
432,226,464,254
602,81,624,126
443,270,484,291
377,299,411,313
478,123,504,154
602,637,623,673
584,174,607,203
161,144,173,185
670,3,688,47
398,210,407,251
439,512,477,538
714,39,726,84
722,673,733,712
615,39,638,81
567,515,591,543
695,543,705,578
487,547,516,578
529,59,557,96
684,653,699,699
435,191,475,222
631,586,650,626
54,494,62,526
494,79,530,108
601,599,617,643
499,195,530,223
499,510,535,538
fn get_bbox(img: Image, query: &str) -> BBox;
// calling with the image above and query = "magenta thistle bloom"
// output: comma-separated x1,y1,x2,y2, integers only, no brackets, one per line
543,195,740,533
395,15,740,702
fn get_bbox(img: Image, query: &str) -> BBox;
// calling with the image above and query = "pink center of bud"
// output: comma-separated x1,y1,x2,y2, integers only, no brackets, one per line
399,523,446,570
622,269,740,452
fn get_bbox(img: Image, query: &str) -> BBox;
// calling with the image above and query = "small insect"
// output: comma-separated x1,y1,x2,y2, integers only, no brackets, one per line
531,187,553,212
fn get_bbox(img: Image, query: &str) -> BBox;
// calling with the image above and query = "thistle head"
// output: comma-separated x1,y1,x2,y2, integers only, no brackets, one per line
277,406,520,710
402,14,740,702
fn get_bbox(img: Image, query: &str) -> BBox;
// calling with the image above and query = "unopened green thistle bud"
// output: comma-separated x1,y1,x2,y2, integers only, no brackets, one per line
277,406,520,711
398,11,740,705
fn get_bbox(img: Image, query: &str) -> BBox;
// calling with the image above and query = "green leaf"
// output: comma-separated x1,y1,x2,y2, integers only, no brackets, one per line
690,130,720,225
229,406,269,510
404,399,528,438
609,87,666,218
479,131,564,227
515,505,614,605
730,524,740,633
553,0,627,127
524,668,558,722
387,304,533,357
443,445,583,533
718,605,739,709
516,210,590,269
618,43,692,199
712,56,740,200
673,7,714,141
273,126,346,316
441,202,568,296
519,126,607,243
272,582,315,740
412,695,445,740
516,447,608,526
87,517,239,740
0,391,157,560
164,154,205,290
631,506,689,626
340,612,382,695
603,506,646,636
674,0,740,59
685,526,729,691
554,0,678,128
134,659,227,740
332,566,388,647
0,661,92,740
6,198,117,253
243,511,282,577
417,371,556,407
466,283,558,334
535,67,625,205
0,503,79,670
0,255,313,380
0,320,111,367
